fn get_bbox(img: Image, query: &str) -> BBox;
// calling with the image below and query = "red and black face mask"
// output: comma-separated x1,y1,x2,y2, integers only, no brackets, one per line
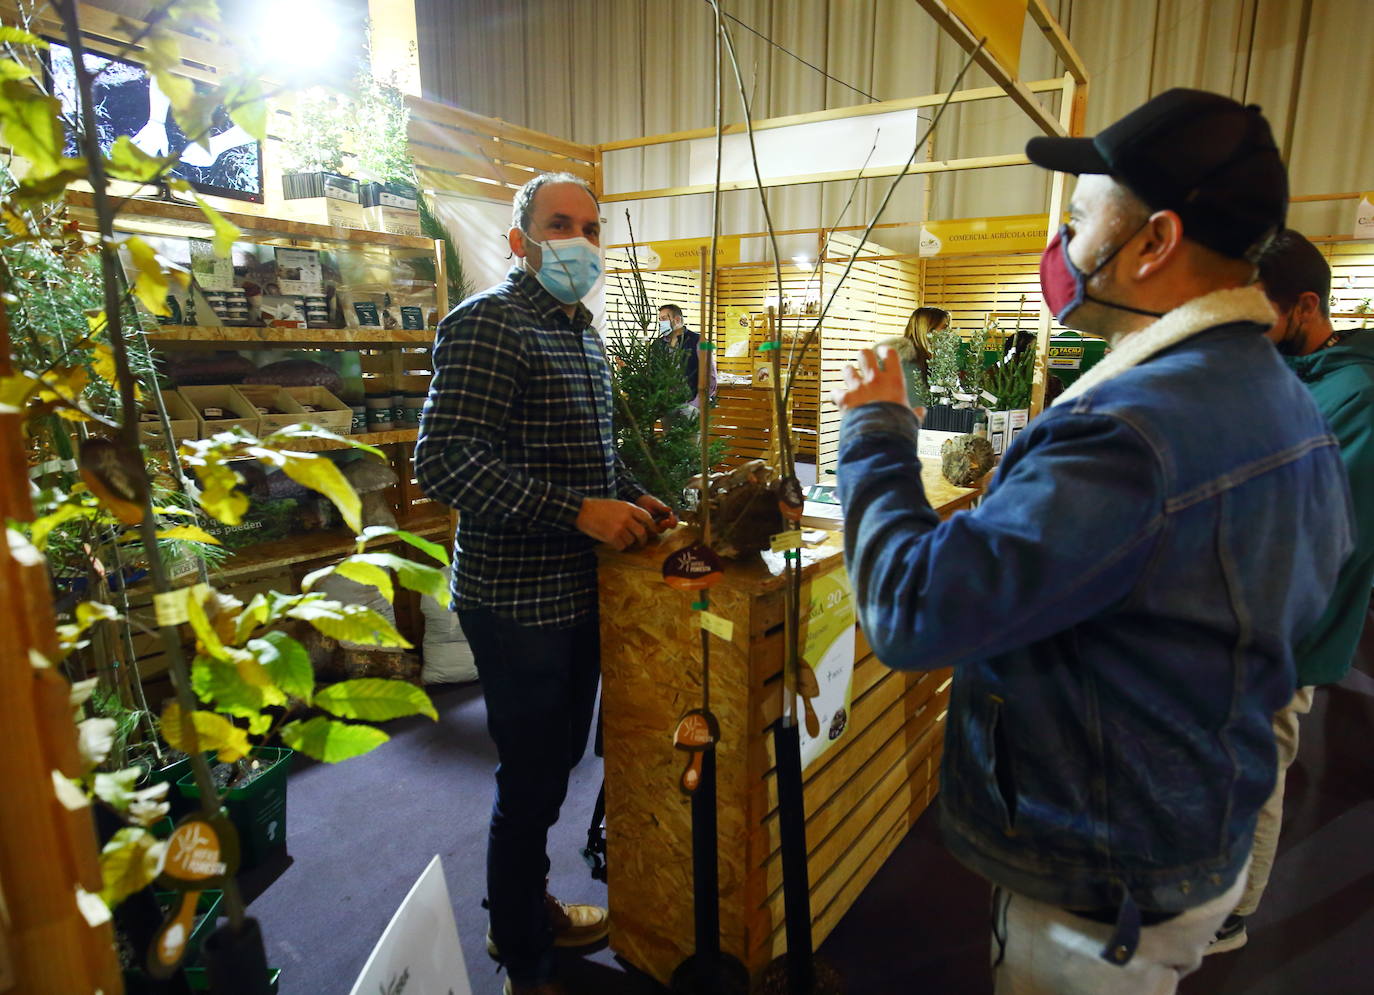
1039,222,1165,324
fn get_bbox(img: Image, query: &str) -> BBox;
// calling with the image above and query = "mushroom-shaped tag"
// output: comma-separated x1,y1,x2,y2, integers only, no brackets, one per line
777,475,804,523
662,542,724,592
79,436,146,525
673,708,720,795
148,813,239,979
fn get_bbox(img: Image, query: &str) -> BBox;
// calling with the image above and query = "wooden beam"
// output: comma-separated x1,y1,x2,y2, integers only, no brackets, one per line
912,0,1066,138
408,120,597,183
1027,0,1089,84
601,153,1029,204
596,79,1068,153
1031,74,1079,415
404,95,597,164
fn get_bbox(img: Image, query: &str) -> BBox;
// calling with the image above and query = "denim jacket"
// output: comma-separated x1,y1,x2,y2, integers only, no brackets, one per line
837,292,1353,940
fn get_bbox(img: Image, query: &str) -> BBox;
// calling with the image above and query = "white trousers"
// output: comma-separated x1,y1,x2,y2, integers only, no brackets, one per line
991,860,1248,995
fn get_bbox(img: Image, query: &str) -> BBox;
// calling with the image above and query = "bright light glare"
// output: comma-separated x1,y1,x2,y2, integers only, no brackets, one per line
792,255,813,268
260,3,343,70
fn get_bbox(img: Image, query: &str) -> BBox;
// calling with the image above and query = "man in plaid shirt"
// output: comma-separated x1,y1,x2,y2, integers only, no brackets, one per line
416,172,675,995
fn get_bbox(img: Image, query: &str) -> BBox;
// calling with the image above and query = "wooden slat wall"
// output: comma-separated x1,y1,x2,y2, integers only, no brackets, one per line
1323,240,1374,322
817,234,923,473
603,255,703,335
407,95,601,205
920,251,1060,338
715,267,822,464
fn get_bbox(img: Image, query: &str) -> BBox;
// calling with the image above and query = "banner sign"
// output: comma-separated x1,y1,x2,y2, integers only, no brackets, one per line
640,236,741,271
919,214,1050,257
1047,344,1084,369
1354,192,1374,240
348,856,472,995
945,0,1030,77
799,566,857,771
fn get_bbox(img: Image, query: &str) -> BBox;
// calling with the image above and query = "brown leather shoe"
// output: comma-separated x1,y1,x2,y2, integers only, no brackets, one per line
503,978,567,995
487,893,609,959
544,892,609,948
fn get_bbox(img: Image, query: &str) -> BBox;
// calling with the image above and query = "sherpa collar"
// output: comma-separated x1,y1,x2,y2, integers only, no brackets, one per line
1053,286,1275,407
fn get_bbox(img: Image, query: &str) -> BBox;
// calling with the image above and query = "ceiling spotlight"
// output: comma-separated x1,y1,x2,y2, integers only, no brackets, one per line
792,254,813,268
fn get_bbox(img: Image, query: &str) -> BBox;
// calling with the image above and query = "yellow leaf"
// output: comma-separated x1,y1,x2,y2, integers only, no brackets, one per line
156,524,221,545
186,455,249,526
193,197,239,258
0,83,65,178
0,59,32,83
278,452,361,534
90,342,118,389
99,828,164,908
0,372,38,409
185,585,226,660
107,134,169,182
30,500,92,549
160,702,250,762
124,235,170,317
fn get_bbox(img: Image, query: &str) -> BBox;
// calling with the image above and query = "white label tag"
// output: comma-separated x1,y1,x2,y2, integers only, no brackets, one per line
770,530,803,552
699,611,735,641
153,589,190,627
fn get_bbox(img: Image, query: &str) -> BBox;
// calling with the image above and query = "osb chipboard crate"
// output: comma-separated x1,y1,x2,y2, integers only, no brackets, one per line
178,385,260,438
596,464,974,988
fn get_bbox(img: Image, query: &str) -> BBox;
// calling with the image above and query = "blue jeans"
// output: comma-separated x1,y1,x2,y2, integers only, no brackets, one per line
457,607,601,985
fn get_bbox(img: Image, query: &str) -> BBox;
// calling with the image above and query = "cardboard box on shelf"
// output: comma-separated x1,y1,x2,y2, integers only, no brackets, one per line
283,386,354,434
139,390,199,449
178,385,261,437
235,384,311,433
279,171,368,231
362,181,421,237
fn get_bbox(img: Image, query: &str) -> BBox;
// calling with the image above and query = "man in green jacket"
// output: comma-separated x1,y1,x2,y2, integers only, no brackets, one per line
1210,228,1374,953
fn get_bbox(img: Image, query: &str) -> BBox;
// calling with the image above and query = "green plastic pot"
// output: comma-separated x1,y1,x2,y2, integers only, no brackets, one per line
183,966,280,992
176,747,294,870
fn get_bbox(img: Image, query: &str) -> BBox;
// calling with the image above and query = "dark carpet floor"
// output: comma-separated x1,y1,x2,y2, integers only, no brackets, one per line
245,607,1374,995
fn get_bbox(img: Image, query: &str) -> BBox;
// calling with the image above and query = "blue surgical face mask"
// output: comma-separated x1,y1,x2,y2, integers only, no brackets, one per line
659,319,674,333
524,232,602,304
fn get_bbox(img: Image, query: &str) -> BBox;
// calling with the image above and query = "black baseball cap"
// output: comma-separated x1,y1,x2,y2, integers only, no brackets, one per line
1026,88,1287,260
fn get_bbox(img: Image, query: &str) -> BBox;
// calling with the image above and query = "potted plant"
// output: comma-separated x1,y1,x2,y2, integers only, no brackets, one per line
0,6,451,991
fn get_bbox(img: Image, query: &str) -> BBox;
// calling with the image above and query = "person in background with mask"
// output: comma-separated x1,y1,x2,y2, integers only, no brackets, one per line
1207,228,1374,953
875,305,948,409
657,303,716,416
416,171,677,995
832,90,1353,994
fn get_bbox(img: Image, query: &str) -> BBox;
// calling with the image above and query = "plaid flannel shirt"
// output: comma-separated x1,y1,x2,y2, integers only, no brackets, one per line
415,267,645,628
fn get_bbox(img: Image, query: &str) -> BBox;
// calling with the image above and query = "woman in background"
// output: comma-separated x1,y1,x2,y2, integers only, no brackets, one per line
877,306,949,410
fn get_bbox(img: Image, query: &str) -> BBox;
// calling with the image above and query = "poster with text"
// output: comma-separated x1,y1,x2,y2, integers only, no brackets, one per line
799,566,857,771
348,855,472,995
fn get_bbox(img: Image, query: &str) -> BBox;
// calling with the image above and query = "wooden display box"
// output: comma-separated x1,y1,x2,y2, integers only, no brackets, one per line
178,385,260,438
139,390,198,449
283,386,353,434
597,465,975,988
234,384,314,434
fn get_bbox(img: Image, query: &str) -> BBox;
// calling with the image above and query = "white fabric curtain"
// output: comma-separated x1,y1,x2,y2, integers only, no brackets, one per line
417,0,1374,245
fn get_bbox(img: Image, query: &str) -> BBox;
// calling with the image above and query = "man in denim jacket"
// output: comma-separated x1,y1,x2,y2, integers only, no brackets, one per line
834,90,1354,994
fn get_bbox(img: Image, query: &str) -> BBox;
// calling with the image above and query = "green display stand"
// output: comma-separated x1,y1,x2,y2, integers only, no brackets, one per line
177,747,294,869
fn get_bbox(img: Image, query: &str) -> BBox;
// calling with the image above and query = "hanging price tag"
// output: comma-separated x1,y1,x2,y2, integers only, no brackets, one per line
153,589,191,627
770,530,803,552
699,611,734,641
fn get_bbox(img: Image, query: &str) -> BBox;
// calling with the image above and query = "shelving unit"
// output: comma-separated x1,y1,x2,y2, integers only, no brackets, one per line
212,505,450,581
65,185,453,689
65,189,435,251
145,325,437,346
